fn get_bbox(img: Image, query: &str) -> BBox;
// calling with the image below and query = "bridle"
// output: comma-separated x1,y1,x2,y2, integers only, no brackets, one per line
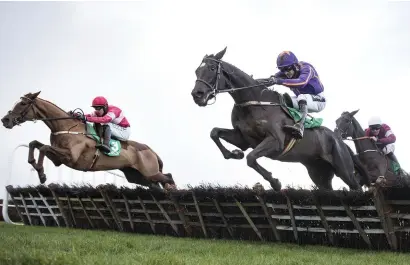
195,57,271,105
335,115,381,155
7,96,38,126
5,96,86,134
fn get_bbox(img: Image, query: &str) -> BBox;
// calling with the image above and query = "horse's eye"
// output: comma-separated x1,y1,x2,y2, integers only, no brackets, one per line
210,66,215,71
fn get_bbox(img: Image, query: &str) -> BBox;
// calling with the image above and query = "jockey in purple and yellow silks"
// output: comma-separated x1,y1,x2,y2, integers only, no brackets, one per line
257,51,326,138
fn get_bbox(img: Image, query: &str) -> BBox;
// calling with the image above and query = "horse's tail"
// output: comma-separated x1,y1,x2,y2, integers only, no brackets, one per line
345,143,371,186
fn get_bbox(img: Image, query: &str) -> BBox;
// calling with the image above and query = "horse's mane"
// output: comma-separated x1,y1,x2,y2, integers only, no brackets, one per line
37,97,70,115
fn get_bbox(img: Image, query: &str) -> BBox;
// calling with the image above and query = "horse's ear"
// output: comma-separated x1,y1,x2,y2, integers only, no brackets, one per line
214,46,227,60
350,109,360,116
29,91,41,99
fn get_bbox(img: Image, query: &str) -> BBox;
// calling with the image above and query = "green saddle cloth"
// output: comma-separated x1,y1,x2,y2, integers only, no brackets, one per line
86,122,121,156
390,160,401,175
286,107,323,129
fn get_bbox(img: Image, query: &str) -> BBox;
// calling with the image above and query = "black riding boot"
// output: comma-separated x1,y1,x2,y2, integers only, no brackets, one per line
387,152,401,170
95,124,111,153
283,100,307,139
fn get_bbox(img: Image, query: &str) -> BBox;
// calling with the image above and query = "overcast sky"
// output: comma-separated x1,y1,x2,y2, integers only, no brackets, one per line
1,0,409,197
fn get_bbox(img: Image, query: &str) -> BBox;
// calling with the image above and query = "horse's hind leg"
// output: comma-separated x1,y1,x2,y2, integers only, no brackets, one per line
246,136,282,191
120,167,160,190
210,127,249,159
147,172,176,190
305,161,334,190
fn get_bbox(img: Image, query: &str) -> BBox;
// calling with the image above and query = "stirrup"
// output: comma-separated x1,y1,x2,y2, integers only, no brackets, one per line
283,125,304,138
283,123,301,131
96,143,111,153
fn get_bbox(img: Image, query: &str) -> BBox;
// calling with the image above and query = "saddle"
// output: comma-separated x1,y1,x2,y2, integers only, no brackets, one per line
84,122,122,157
278,93,323,130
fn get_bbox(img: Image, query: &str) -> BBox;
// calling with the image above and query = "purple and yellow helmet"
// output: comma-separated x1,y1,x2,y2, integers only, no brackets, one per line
276,51,298,69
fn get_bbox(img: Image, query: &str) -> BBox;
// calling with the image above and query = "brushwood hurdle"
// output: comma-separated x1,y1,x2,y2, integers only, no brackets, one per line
3,183,410,252
1,144,131,224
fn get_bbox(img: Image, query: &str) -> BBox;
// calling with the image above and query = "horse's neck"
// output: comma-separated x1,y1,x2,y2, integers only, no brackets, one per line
35,99,82,132
351,119,376,152
224,64,281,104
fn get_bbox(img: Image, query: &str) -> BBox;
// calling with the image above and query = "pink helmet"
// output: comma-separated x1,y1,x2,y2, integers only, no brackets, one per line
91,96,108,107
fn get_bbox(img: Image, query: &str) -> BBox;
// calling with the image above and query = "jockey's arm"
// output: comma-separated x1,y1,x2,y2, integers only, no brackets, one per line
256,71,286,84
273,71,286,78
84,111,97,118
86,112,115,124
378,125,396,144
276,65,313,89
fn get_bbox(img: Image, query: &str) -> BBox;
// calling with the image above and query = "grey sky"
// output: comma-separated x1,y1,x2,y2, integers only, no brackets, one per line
1,0,409,197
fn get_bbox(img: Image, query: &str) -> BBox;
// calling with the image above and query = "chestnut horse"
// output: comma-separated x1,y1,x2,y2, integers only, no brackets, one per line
1,91,176,191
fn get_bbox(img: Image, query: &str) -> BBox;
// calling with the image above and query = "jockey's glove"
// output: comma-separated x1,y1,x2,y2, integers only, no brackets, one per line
72,112,86,122
269,76,284,85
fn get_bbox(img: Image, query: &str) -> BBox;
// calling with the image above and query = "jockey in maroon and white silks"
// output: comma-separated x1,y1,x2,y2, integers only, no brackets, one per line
365,116,401,170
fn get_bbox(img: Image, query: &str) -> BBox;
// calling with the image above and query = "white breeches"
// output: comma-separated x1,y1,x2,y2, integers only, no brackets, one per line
108,123,131,141
290,92,326,113
382,143,395,155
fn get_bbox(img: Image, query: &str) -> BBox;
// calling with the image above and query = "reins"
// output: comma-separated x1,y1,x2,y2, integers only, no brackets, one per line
10,97,90,136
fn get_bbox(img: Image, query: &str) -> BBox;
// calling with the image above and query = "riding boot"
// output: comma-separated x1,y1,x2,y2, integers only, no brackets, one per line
283,100,307,139
95,125,111,153
387,152,402,172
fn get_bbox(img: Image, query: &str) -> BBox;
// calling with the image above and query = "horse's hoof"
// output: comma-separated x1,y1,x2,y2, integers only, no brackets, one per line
28,159,35,164
270,179,282,191
39,174,47,184
164,183,177,191
252,182,265,193
232,149,244,159
376,176,386,185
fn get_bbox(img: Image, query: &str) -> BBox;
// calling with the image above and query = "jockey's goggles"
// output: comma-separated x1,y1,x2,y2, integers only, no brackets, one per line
279,65,294,73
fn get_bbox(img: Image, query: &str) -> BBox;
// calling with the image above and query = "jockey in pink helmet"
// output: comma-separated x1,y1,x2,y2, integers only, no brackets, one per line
84,96,131,153
256,51,326,138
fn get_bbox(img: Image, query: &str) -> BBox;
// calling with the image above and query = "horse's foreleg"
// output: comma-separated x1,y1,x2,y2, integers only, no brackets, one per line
28,140,47,183
210,127,249,159
34,145,68,184
331,142,362,191
246,136,282,191
28,140,45,166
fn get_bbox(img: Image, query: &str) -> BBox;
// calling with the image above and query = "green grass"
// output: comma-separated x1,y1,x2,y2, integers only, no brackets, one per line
0,222,408,265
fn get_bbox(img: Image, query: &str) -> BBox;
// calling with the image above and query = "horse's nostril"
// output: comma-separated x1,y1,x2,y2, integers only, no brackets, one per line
193,91,204,98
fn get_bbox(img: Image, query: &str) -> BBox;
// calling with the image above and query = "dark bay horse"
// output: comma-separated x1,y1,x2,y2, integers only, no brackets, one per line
335,109,410,187
1,91,176,191
191,47,365,191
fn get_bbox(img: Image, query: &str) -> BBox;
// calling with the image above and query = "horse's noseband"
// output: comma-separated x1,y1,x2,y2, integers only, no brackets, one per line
8,97,37,125
195,58,222,95
336,117,353,139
